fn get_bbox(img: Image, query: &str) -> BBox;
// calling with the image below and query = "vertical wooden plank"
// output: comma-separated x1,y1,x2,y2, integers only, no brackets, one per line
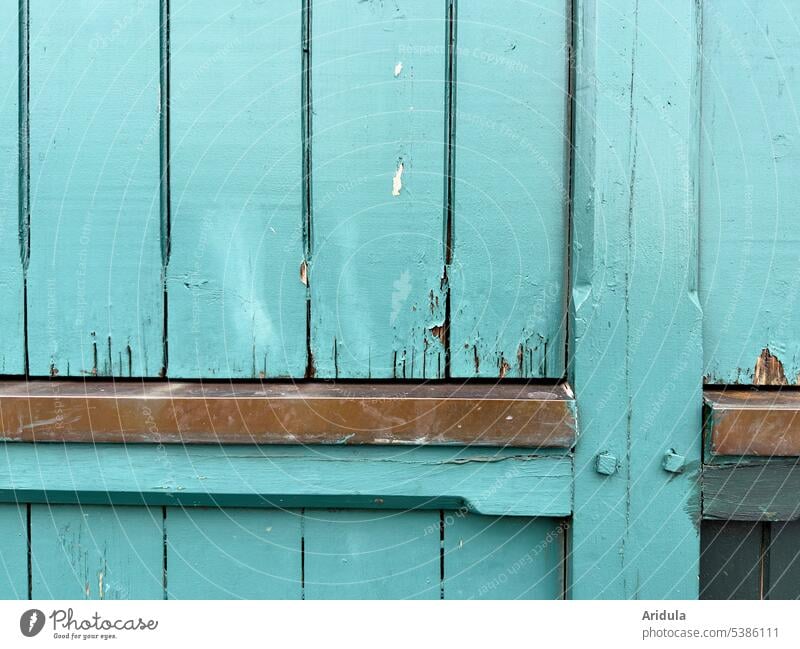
701,1,800,385
27,0,163,377
443,514,564,599
450,1,568,378
304,509,440,599
167,1,305,378
0,2,23,374
569,0,702,598
0,504,28,599
166,508,302,599
31,505,163,599
767,521,800,599
700,521,763,600
310,0,447,378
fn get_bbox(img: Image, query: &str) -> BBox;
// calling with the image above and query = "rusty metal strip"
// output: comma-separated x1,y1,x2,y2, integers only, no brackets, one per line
705,389,800,456
0,380,577,447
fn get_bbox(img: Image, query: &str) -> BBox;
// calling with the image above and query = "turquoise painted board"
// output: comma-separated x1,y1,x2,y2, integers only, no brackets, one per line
304,509,440,599
31,505,163,599
310,0,447,378
701,0,800,385
166,507,302,599
450,0,568,378
168,1,306,378
570,0,702,598
0,4,23,375
0,505,27,599
27,0,163,377
443,514,564,599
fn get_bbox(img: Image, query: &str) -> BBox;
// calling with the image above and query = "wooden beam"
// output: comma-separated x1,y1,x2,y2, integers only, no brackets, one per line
705,389,800,456
0,444,572,517
0,380,576,447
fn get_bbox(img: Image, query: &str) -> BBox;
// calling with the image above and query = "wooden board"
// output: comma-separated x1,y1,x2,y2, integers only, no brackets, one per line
700,521,763,600
0,380,576,447
0,3,24,375
450,0,568,378
0,443,573,517
705,389,800,456
569,0,703,598
304,509,440,599
167,1,305,378
701,1,800,385
309,0,447,378
30,504,163,599
0,504,27,599
766,521,800,599
443,514,564,599
27,0,163,377
165,507,301,599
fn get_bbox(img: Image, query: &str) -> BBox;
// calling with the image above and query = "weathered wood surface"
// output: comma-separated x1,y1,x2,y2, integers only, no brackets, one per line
700,521,763,600
703,461,800,522
309,0,448,379
450,0,568,378
27,0,163,377
701,0,800,385
0,3,24,375
168,1,306,379
166,507,302,599
0,380,576,447
705,389,800,456
30,504,163,599
569,0,703,598
0,443,572,517
0,504,27,599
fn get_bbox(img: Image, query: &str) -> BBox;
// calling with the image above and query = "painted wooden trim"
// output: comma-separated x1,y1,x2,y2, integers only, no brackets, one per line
703,460,800,522
568,0,703,598
0,444,572,518
0,380,576,447
705,389,800,457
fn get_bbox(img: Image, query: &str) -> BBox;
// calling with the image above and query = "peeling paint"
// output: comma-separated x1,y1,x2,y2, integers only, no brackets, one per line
392,160,404,196
754,347,788,386
299,260,308,286
394,61,403,77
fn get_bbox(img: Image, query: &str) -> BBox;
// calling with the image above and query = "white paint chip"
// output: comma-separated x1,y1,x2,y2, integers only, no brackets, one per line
394,61,403,77
392,161,404,196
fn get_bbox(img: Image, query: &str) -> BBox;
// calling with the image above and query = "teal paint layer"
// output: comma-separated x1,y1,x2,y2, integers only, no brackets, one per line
0,443,572,517
167,1,306,378
31,504,163,599
304,509,440,599
27,0,163,377
0,3,23,375
450,0,568,378
0,504,27,599
310,0,447,378
569,0,702,598
166,507,302,599
444,514,564,599
700,0,800,385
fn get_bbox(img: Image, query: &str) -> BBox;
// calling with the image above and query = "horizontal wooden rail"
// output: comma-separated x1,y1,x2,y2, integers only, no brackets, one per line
0,380,576,447
705,389,800,456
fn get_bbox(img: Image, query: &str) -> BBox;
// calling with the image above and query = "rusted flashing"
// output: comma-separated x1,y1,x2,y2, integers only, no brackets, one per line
0,380,577,447
705,388,800,456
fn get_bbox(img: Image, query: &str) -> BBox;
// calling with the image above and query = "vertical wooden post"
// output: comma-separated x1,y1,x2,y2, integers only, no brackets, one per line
569,0,703,598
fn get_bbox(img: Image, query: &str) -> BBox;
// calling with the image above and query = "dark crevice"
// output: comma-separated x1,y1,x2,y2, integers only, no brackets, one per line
300,508,306,600
439,509,445,599
442,0,456,379
162,506,168,600
160,0,170,377
26,503,31,600
19,0,30,375
563,0,576,379
302,0,314,379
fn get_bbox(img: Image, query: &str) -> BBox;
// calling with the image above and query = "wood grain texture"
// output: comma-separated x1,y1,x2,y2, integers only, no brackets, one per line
27,0,163,377
701,1,800,385
450,0,568,378
443,514,564,599
309,0,447,378
700,521,763,600
0,443,572,517
304,509,440,599
569,0,703,598
0,3,24,375
166,507,302,599
0,504,27,599
0,380,576,447
168,1,305,378
30,504,163,599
